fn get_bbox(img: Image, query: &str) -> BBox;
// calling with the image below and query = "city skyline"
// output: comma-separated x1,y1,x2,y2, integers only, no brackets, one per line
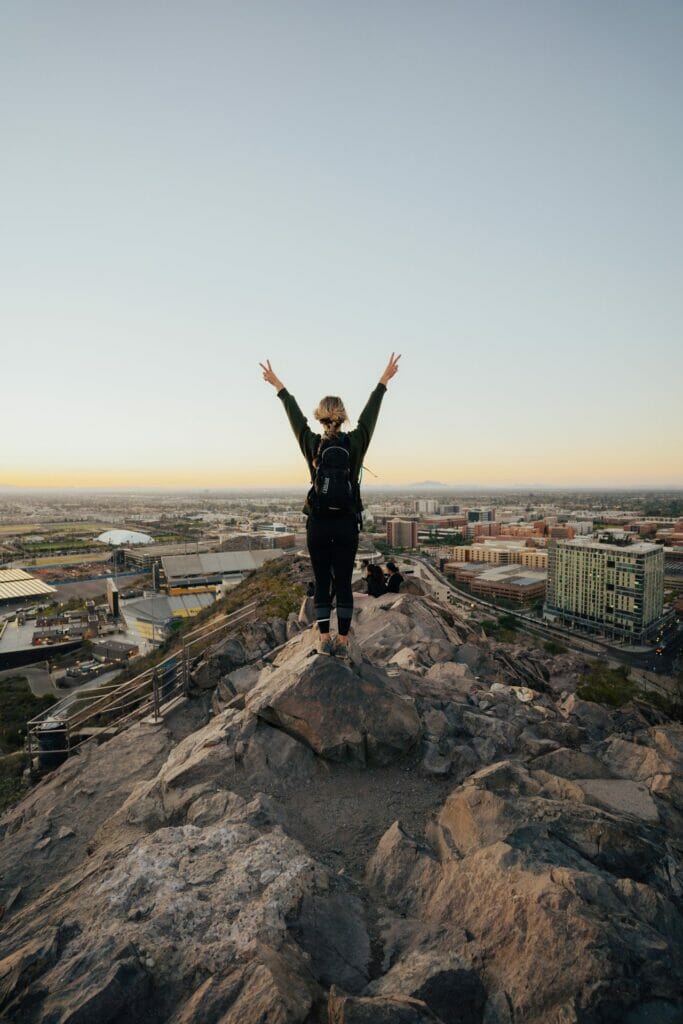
3,2,682,489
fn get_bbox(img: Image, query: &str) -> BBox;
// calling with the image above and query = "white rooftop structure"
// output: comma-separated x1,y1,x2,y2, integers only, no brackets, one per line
476,565,546,586
480,539,529,548
162,549,284,582
124,593,216,625
97,529,154,545
0,568,57,603
564,537,660,555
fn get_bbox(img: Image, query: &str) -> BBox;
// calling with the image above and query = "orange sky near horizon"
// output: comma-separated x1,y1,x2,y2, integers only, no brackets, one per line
4,444,682,490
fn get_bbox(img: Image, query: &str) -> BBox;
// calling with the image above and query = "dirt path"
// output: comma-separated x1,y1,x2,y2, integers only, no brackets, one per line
228,751,452,882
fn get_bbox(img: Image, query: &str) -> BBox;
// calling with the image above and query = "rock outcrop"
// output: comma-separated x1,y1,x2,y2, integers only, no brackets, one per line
246,631,422,766
1,591,682,1023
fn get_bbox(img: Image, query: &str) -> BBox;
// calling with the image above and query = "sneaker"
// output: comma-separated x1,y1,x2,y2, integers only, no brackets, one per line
333,638,351,659
317,637,335,656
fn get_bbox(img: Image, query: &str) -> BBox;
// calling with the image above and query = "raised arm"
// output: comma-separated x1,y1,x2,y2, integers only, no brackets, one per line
260,359,285,392
379,352,401,387
260,359,317,464
354,352,401,458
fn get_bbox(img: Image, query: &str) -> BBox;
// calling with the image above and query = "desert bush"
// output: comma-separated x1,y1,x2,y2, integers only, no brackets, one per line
577,662,637,707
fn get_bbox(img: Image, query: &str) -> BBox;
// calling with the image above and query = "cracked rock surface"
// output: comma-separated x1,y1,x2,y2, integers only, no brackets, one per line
1,592,682,1023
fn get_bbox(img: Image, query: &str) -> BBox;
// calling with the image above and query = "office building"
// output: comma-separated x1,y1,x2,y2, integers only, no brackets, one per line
467,508,495,523
472,523,501,539
106,578,120,617
549,526,575,540
446,543,548,570
566,521,594,536
663,548,683,594
516,548,548,570
544,538,665,643
415,499,439,514
387,519,418,549
443,562,546,605
471,566,546,604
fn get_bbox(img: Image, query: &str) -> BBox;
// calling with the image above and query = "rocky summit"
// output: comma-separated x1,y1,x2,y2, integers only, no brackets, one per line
1,591,682,1023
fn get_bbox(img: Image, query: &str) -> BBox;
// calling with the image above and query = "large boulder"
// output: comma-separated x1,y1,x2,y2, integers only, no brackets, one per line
559,693,616,739
454,644,483,670
202,618,290,682
531,746,614,780
598,727,683,812
423,662,477,701
574,778,660,823
155,706,315,821
368,951,488,1024
0,722,171,911
351,594,471,665
367,761,683,1024
0,791,368,1024
246,650,422,767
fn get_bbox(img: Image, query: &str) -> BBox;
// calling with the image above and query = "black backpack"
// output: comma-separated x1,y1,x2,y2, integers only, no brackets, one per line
308,434,357,513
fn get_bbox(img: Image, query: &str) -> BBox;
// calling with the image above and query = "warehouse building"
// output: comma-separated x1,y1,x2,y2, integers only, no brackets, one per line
123,593,217,641
444,561,546,605
161,549,284,591
0,568,57,605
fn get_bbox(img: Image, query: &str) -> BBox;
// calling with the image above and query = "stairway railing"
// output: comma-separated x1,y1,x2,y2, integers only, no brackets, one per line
26,600,259,771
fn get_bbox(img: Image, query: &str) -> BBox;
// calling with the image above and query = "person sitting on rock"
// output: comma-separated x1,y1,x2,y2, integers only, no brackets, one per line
260,353,400,656
385,561,404,593
366,562,387,598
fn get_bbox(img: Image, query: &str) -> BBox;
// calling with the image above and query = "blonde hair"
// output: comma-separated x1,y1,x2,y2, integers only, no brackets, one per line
313,395,348,435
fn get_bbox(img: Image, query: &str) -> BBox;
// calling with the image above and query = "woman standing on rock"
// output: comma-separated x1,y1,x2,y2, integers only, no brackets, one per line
260,353,400,656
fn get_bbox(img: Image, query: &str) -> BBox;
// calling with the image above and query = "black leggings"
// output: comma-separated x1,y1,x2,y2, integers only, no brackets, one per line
306,514,359,635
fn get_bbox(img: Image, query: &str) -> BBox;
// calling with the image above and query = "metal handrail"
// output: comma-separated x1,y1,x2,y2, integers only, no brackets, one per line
26,600,259,771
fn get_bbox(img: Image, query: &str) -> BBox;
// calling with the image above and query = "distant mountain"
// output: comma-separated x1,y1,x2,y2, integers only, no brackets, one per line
408,480,450,488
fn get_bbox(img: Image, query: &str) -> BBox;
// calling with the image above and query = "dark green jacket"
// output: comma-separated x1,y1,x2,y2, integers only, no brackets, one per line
277,383,386,515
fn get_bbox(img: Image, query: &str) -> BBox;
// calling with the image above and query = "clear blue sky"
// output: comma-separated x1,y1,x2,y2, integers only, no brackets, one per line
2,1,681,488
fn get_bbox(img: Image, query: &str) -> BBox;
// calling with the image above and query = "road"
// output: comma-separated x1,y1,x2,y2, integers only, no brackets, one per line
0,662,61,698
0,663,124,701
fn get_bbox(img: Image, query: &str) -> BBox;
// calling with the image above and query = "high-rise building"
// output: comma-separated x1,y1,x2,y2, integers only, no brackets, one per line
467,508,495,523
387,519,418,549
106,577,120,617
415,499,439,514
566,520,594,536
472,522,501,539
544,538,665,642
549,526,575,540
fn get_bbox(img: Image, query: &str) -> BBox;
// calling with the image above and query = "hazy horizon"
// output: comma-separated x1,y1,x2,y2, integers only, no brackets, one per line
1,483,682,497
3,2,682,489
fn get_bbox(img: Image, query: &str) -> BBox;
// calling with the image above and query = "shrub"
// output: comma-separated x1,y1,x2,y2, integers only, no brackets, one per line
480,616,517,643
0,676,56,754
577,662,637,707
